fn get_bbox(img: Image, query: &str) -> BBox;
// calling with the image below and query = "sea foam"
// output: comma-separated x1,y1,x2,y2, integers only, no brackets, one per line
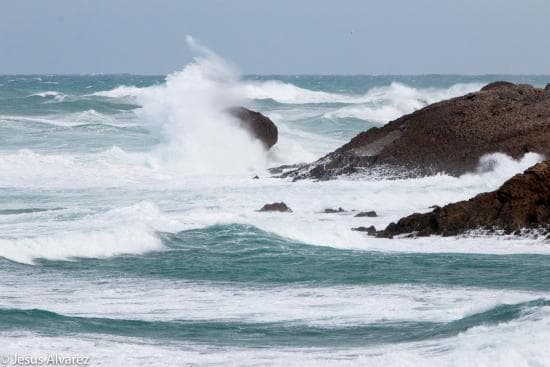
0,202,176,264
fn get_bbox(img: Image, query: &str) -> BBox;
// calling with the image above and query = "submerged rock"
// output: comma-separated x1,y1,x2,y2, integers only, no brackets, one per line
285,82,550,180
228,107,278,149
378,160,550,237
323,208,346,213
354,211,377,217
258,202,293,213
352,225,377,235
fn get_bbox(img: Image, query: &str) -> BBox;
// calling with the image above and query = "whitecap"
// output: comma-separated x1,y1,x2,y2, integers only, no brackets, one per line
29,90,68,102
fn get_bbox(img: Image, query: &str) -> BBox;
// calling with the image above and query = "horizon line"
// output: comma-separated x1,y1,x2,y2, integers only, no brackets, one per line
2,73,550,77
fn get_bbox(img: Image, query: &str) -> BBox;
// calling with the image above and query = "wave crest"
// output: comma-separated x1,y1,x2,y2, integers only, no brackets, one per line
0,202,174,264
28,91,68,102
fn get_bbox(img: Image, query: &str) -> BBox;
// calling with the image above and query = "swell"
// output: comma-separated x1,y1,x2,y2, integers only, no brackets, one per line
0,299,547,346
0,118,143,131
17,224,550,291
0,207,63,215
0,121,153,153
0,97,138,116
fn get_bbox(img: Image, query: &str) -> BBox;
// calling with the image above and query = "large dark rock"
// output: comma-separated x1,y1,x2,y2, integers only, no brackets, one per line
378,161,550,237
229,107,278,149
285,82,550,180
258,202,293,213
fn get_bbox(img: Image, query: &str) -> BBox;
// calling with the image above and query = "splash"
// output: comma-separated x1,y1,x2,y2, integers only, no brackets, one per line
132,36,268,175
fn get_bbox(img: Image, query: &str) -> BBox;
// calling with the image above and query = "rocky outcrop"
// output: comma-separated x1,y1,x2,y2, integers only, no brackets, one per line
355,211,377,217
229,107,278,149
285,82,550,180
258,202,292,212
378,161,550,237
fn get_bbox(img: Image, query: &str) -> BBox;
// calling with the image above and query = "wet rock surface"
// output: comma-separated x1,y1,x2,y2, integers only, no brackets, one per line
285,82,550,180
229,107,278,149
378,160,550,237
258,202,293,213
355,211,377,217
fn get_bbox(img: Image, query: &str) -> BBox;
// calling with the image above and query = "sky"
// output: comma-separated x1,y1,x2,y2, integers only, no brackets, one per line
1,0,549,75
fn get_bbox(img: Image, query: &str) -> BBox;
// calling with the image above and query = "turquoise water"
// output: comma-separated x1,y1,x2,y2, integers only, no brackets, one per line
2,298,548,347
1,70,550,366
11,224,548,290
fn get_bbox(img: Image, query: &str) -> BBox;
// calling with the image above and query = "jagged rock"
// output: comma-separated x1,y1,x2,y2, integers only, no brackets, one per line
285,82,550,180
258,202,293,213
354,211,377,217
352,225,377,235
228,107,278,149
378,161,550,237
323,208,346,213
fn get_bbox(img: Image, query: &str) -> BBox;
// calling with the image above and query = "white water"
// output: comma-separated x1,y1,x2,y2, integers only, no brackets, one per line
0,270,545,325
0,150,546,266
240,79,482,124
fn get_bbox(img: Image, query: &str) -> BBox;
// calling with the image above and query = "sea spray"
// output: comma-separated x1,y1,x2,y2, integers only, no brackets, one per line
134,36,268,175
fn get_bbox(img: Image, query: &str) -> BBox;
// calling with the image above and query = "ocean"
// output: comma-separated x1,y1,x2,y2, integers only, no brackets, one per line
1,56,550,366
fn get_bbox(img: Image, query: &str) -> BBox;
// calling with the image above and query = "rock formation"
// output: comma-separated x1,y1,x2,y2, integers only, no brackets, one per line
378,160,550,237
258,202,293,213
355,211,377,217
229,107,278,149
285,82,550,180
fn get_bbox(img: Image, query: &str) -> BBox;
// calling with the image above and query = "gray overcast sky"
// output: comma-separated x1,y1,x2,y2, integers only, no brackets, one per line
1,0,549,75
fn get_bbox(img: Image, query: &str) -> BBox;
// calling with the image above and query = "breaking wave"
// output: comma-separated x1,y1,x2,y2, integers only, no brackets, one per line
240,80,481,124
28,91,68,102
322,82,482,123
